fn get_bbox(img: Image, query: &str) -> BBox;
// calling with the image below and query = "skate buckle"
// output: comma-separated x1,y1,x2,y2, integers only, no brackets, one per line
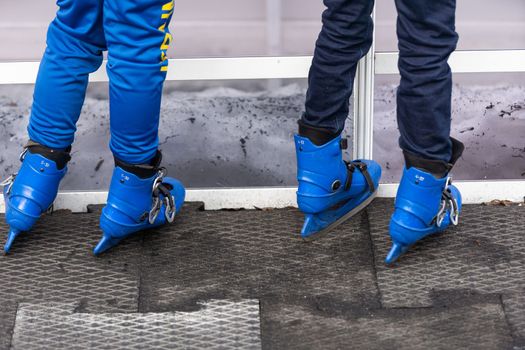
149,196,162,224
164,195,176,223
435,198,447,228
445,177,460,226
149,168,176,224
450,196,460,226
151,169,166,193
148,171,165,224
435,177,459,227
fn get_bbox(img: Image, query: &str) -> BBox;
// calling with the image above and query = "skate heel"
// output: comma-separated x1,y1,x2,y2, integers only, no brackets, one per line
93,151,185,255
295,132,381,239
2,143,70,253
386,167,462,264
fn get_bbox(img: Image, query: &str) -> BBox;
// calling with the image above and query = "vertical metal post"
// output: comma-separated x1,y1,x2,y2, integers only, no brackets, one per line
266,0,282,89
353,8,376,160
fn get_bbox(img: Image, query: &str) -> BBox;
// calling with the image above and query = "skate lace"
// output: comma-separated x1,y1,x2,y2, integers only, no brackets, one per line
435,177,460,227
0,147,27,195
0,174,17,195
0,148,29,195
148,168,177,225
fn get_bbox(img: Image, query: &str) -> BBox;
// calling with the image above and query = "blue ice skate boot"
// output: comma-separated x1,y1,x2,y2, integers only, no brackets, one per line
2,142,71,254
94,151,185,255
295,122,381,239
386,139,465,264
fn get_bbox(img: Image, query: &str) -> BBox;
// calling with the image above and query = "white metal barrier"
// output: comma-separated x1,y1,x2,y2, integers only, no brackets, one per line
3,51,525,82
1,48,525,211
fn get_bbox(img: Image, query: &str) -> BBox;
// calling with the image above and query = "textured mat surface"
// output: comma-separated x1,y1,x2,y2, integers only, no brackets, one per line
138,203,378,312
368,198,525,346
1,199,524,349
0,210,140,313
11,300,261,350
261,296,513,350
0,303,16,350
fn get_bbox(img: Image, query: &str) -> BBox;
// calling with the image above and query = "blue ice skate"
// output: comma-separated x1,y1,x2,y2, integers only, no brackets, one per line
295,134,381,240
94,153,185,255
2,144,70,253
385,166,462,264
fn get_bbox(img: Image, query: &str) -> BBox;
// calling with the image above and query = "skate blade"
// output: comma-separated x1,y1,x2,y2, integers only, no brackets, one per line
302,190,378,242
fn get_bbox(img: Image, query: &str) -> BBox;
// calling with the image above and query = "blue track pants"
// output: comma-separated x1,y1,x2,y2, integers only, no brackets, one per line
28,0,174,164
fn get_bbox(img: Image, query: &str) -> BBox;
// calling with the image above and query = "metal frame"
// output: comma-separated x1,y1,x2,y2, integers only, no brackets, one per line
2,50,524,85
353,9,376,160
1,180,524,213
1,47,525,211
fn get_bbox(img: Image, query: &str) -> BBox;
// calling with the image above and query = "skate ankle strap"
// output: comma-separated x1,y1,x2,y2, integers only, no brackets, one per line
344,161,376,193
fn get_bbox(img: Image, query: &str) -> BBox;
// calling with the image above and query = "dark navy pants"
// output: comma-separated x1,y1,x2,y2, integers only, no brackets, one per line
303,0,458,162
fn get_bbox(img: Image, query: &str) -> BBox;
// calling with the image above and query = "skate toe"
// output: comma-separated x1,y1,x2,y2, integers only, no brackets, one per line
4,229,21,254
93,235,123,255
385,242,409,265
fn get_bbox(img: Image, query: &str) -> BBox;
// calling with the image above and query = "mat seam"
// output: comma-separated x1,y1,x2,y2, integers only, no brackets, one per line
363,207,384,309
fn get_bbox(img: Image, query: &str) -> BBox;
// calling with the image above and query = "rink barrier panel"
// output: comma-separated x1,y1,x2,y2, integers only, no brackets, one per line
2,51,525,84
1,49,525,209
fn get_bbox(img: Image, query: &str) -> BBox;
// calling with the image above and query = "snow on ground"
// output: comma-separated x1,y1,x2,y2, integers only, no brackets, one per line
0,83,523,190
375,84,525,182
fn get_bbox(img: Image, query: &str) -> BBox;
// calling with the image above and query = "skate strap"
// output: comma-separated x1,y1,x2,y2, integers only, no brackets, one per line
345,161,376,193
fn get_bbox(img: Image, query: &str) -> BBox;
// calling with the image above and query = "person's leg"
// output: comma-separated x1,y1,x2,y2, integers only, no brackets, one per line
386,0,464,264
303,0,375,134
295,0,381,239
93,0,185,255
28,0,106,149
104,0,174,164
396,0,459,164
2,0,105,254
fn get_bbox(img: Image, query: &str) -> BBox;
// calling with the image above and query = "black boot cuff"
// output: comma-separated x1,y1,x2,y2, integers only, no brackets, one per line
114,150,163,179
403,138,465,178
298,119,340,146
25,140,71,170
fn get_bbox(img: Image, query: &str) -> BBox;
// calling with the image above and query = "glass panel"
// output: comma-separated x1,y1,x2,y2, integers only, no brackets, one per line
0,0,324,61
374,73,525,182
2,0,525,60
0,80,354,190
376,0,525,51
